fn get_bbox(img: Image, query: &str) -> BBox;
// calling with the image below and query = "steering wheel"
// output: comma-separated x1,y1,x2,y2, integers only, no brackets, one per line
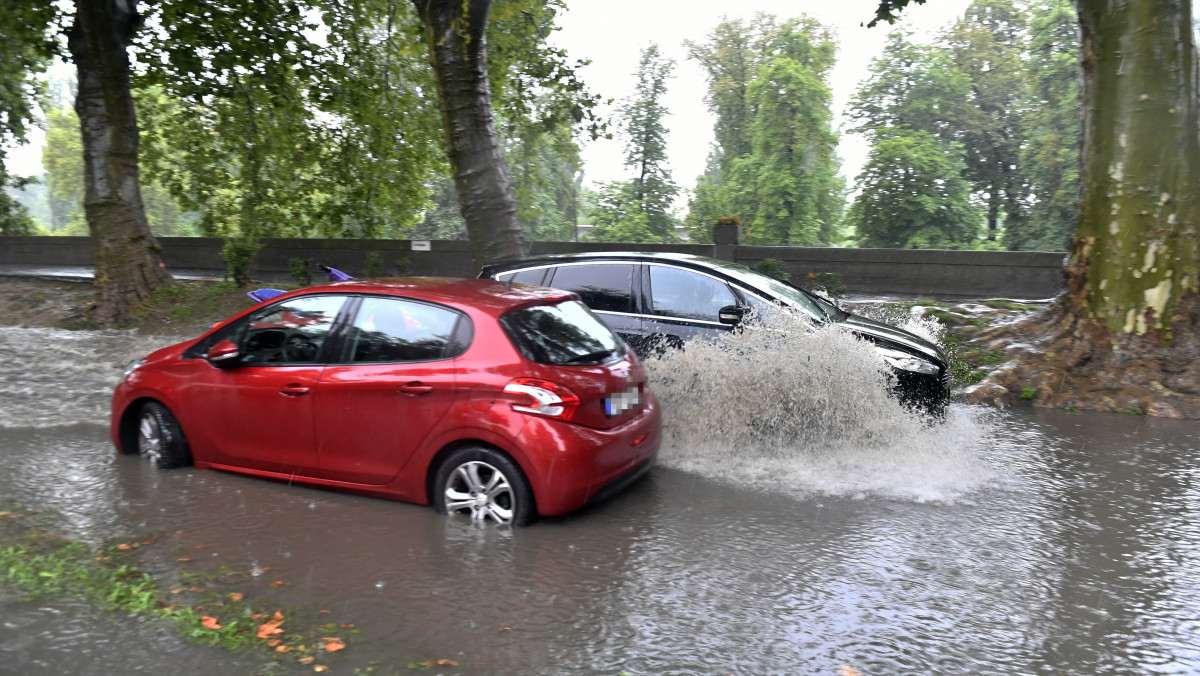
282,334,318,362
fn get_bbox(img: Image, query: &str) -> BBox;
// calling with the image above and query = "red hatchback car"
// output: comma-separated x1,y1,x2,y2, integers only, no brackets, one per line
111,278,661,526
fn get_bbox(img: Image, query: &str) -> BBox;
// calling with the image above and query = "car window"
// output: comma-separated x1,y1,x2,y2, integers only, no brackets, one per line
343,297,463,363
240,295,347,365
648,265,737,322
500,300,625,366
547,263,636,314
496,268,548,286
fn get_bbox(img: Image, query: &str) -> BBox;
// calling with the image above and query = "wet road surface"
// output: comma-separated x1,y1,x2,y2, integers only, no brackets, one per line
2,325,1200,674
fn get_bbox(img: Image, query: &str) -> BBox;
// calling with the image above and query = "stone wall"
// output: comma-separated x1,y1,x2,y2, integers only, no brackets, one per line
0,235,1067,299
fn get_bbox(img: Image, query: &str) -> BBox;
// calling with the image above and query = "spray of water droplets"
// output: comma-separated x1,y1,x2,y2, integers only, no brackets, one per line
642,314,996,503
0,327,182,428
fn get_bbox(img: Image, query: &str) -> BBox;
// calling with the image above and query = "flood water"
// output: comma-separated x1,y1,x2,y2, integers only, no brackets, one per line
2,325,1200,675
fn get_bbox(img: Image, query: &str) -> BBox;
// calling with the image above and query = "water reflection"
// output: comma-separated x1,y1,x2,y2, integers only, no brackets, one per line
3,325,1200,673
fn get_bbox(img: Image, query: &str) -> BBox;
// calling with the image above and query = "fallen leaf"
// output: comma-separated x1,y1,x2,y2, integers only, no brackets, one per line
258,620,285,639
171,589,183,595
176,557,193,562
268,639,281,647
272,580,286,587
275,645,292,653
200,616,223,630
314,666,329,673
250,613,264,620
117,543,132,550
229,592,244,602
298,657,314,665
323,639,345,653
436,659,458,666
838,666,860,676
340,623,354,628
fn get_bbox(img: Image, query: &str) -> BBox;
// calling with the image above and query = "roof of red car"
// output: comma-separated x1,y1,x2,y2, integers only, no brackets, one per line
295,276,575,315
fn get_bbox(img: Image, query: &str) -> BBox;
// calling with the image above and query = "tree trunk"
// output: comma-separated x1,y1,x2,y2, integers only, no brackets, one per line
412,0,526,269
1070,0,1200,334
69,0,170,326
964,0,1200,418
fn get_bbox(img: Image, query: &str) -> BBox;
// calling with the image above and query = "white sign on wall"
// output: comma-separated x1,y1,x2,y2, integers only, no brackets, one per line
410,240,431,251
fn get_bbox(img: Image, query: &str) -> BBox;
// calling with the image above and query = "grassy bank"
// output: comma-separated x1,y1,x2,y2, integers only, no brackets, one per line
0,276,273,336
1,502,354,673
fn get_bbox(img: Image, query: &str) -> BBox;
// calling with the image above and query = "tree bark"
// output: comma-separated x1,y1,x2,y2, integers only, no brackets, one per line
412,0,527,268
69,0,170,327
963,0,1200,418
1070,0,1200,334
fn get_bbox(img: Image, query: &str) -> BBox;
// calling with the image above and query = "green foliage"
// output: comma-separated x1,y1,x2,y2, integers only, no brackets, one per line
42,104,197,236
221,238,261,286
943,0,1031,243
587,44,678,243
847,129,981,248
680,158,728,243
851,6,1081,252
847,31,982,249
364,251,384,278
288,258,312,287
753,259,792,282
0,1,60,231
1004,0,1080,252
1021,385,1037,400
132,0,598,246
685,16,844,246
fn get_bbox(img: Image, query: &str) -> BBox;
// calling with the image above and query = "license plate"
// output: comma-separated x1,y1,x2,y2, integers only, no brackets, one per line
605,385,642,416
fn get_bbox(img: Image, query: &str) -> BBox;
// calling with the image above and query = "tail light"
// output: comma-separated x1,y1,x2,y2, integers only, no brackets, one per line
503,378,580,420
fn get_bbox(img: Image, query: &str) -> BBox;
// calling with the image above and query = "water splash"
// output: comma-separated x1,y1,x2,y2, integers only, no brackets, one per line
0,327,181,428
643,315,995,503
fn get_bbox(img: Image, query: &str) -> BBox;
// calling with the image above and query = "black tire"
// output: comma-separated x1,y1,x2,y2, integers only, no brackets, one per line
433,446,536,527
135,402,192,469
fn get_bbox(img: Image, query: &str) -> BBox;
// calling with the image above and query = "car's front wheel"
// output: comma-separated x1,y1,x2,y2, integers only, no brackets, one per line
433,446,535,527
136,402,192,469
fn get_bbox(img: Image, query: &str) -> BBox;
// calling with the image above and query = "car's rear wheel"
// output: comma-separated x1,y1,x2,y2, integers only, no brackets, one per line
434,446,535,527
136,402,191,469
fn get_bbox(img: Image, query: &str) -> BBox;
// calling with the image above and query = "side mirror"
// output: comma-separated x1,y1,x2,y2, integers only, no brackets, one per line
205,339,240,367
718,305,747,326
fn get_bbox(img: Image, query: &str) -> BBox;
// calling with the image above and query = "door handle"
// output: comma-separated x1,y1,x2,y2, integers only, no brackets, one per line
280,384,310,396
399,382,433,396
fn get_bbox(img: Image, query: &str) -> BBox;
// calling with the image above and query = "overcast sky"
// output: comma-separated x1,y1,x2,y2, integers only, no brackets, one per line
551,0,974,202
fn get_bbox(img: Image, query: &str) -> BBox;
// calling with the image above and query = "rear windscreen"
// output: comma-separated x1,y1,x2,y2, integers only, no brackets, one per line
500,300,625,365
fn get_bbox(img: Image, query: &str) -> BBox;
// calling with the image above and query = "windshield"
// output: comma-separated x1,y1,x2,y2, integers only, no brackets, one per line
718,263,826,320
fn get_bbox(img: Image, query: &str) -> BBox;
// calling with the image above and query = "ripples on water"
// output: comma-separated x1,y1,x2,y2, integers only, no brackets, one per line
5,324,1200,674
0,327,179,428
644,315,996,503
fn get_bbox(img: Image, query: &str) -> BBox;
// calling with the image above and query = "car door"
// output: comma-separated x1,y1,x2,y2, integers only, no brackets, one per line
188,294,349,475
642,263,740,349
311,296,464,485
543,262,647,349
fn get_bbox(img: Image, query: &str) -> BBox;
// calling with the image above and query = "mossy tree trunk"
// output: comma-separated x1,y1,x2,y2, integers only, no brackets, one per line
964,0,1200,417
69,0,171,326
1069,0,1200,335
411,0,527,269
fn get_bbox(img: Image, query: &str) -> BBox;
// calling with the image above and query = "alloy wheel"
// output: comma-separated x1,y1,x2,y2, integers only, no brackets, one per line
137,412,163,466
443,461,516,525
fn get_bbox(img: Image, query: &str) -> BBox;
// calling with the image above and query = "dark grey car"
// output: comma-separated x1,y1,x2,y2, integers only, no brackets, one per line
479,251,950,416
